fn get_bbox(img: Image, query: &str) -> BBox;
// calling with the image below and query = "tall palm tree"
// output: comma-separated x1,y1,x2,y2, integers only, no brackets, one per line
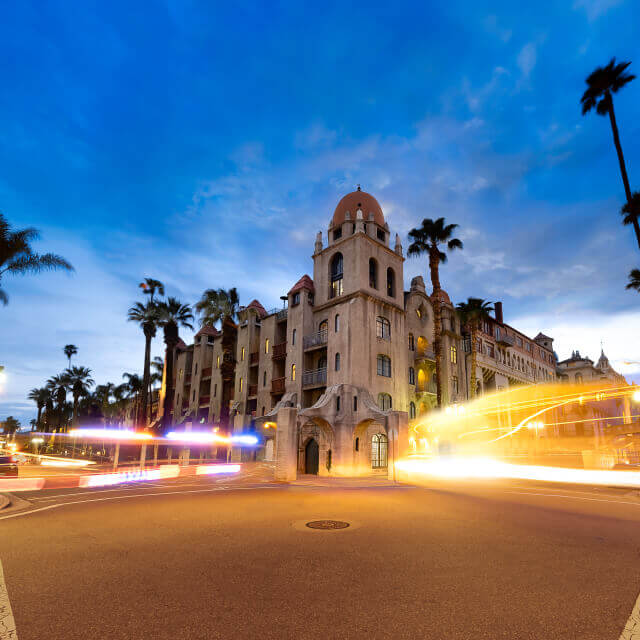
456,298,495,399
109,383,129,427
27,387,49,429
63,344,78,367
157,297,194,431
128,300,160,427
195,287,240,327
122,372,144,427
408,218,463,407
65,366,95,426
581,58,639,249
627,268,640,292
47,374,70,431
94,382,115,423
621,192,640,235
139,278,165,304
0,213,74,305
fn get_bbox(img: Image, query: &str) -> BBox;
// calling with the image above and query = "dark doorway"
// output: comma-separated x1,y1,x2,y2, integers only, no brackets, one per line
305,438,319,474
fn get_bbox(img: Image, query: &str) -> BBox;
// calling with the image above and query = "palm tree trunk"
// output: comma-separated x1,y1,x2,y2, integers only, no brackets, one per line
73,395,79,426
429,246,443,407
36,405,42,429
607,93,640,249
161,324,178,433
140,329,152,428
470,325,478,399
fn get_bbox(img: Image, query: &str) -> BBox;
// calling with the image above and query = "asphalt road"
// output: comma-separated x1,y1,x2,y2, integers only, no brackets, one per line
1,468,640,639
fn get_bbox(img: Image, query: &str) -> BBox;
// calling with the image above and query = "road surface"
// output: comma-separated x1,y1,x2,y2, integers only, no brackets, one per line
1,467,639,639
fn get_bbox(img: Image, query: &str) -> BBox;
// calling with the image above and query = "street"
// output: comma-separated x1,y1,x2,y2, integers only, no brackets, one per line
1,468,640,639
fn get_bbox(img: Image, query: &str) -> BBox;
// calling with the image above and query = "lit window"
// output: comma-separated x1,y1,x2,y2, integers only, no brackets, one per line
241,347,245,361
416,308,421,319
330,253,343,298
216,356,220,368
291,364,296,381
239,377,243,392
376,316,391,340
386,268,395,297
377,355,391,377
450,346,457,364
265,339,269,354
371,433,388,468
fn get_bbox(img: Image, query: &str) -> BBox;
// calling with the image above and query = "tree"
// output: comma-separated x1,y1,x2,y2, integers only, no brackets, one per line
621,192,640,235
195,287,240,327
627,268,640,292
408,218,463,407
139,278,165,304
122,372,144,427
64,366,95,426
581,58,639,249
2,416,20,437
47,373,70,431
456,298,495,400
0,213,74,305
63,344,78,367
157,297,194,431
27,387,49,429
128,300,160,427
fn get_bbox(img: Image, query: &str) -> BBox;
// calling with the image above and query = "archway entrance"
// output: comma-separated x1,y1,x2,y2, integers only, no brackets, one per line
305,438,319,474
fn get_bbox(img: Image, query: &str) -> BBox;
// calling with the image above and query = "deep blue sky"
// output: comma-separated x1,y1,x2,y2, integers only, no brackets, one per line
1,0,639,424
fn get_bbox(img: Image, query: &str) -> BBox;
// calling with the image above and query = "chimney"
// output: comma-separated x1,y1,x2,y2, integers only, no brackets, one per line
495,301,504,325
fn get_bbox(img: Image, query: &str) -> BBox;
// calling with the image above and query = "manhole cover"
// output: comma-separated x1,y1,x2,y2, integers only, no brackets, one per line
305,520,350,530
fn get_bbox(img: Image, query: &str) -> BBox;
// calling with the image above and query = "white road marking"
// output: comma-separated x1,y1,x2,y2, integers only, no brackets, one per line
28,482,208,501
0,485,283,521
0,558,17,639
620,591,640,639
505,490,640,507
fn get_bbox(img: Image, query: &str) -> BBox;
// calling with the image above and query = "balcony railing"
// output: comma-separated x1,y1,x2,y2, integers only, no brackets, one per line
415,349,436,361
497,331,515,347
199,396,210,406
272,341,287,359
249,352,259,365
248,384,258,397
271,377,285,394
201,367,212,378
416,382,437,395
267,308,289,321
303,368,327,387
303,330,328,350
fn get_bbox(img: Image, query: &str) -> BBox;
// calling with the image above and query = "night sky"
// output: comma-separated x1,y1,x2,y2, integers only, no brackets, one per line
1,0,639,425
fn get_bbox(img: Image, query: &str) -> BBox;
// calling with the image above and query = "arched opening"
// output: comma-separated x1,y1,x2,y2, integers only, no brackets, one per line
417,336,427,355
376,316,391,340
417,369,426,391
371,433,388,469
335,352,341,371
330,252,344,298
319,319,328,334
305,439,319,474
377,393,392,411
369,258,378,289
409,402,416,420
386,267,395,297
334,314,340,332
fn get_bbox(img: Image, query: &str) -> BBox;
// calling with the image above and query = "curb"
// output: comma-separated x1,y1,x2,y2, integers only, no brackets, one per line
0,492,32,515
0,494,9,510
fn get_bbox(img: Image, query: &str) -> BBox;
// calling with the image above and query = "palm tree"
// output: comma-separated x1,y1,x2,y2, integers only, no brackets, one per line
195,287,240,327
621,192,640,235
581,58,639,249
94,382,115,423
456,298,495,399
47,374,70,431
627,268,640,292
128,300,160,427
408,218,463,407
122,372,144,427
63,344,78,367
157,297,194,431
0,213,74,305
139,278,165,304
65,366,95,426
27,387,49,429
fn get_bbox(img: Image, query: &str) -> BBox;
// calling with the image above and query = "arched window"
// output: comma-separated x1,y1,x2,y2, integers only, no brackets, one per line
292,329,296,345
335,314,340,332
377,355,391,377
369,258,378,289
409,367,415,385
319,319,328,334
261,406,265,416
371,433,388,468
330,252,343,298
376,316,391,340
291,364,296,381
408,333,415,351
336,396,341,411
386,268,395,297
409,402,416,419
335,352,341,371
450,345,457,364
417,336,427,355
377,393,392,411
265,338,269,354
417,369,426,391
263,370,267,386
241,347,245,361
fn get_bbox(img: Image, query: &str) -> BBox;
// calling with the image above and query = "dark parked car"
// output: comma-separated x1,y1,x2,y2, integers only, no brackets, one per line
0,455,18,476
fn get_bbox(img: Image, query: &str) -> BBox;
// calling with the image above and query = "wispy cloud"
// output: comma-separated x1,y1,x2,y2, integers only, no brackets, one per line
573,0,625,21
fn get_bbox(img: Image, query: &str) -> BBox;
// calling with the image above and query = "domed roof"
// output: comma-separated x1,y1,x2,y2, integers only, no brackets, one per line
332,188,384,228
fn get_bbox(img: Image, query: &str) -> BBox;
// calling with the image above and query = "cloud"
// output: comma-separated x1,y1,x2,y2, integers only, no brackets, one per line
572,0,625,20
517,42,537,78
483,15,512,43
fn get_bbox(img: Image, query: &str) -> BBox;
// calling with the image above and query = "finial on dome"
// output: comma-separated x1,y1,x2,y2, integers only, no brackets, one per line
357,184,361,191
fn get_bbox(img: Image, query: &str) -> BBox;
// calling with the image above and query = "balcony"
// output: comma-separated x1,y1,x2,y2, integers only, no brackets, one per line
303,330,328,350
199,396,210,406
201,367,212,379
415,349,436,363
276,308,288,321
416,382,437,395
496,331,515,347
249,352,259,365
271,377,286,394
272,341,287,359
303,367,327,388
248,384,258,397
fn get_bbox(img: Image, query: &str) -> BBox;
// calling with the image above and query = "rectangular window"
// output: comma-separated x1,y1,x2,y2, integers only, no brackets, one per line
450,346,457,364
516,336,523,347
353,396,358,411
487,343,495,358
214,384,217,397
452,376,459,394
377,355,391,377
292,292,300,306
333,228,342,241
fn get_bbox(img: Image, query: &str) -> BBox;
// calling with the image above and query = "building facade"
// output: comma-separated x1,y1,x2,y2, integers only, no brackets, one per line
163,188,559,478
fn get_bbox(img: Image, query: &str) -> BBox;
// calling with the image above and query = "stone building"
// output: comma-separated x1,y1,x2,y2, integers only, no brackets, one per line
162,188,557,478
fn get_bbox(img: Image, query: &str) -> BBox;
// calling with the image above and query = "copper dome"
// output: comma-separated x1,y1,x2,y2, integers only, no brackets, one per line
331,188,385,228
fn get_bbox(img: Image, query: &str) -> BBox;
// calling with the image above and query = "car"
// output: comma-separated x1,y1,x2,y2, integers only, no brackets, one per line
0,455,19,476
